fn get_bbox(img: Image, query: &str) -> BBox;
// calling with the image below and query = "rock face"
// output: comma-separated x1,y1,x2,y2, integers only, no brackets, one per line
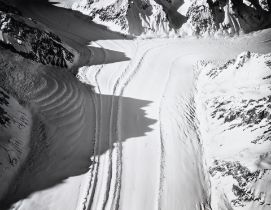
72,0,180,36
0,1,75,68
206,0,271,35
0,90,10,127
71,0,271,36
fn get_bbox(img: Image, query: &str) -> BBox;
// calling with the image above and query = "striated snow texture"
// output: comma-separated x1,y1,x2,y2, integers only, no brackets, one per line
0,0,271,210
0,42,96,209
196,52,271,210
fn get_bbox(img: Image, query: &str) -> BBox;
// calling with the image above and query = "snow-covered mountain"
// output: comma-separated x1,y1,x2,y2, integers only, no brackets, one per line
0,0,271,210
71,0,271,36
196,51,271,209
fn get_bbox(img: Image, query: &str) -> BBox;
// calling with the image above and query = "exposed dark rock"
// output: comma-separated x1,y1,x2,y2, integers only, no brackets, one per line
0,1,74,68
72,0,271,36
0,90,10,127
208,0,271,34
209,160,270,207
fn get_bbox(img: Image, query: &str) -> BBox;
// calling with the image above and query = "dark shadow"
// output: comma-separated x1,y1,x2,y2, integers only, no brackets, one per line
11,0,134,69
0,92,156,209
154,0,187,29
231,1,271,33
14,0,133,41
127,1,147,36
126,0,187,35
87,46,130,66
96,94,156,156
207,0,271,34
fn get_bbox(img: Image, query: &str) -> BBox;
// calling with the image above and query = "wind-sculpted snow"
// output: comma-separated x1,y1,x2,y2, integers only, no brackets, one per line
196,51,271,209
1,1,271,209
0,45,95,209
0,24,268,209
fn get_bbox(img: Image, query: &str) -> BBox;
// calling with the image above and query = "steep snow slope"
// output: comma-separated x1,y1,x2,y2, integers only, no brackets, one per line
196,52,271,209
71,0,185,36
0,42,96,209
1,1,271,210
0,87,32,205
69,0,271,36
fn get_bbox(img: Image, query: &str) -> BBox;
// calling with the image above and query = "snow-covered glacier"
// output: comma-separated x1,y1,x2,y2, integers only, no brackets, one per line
0,0,271,210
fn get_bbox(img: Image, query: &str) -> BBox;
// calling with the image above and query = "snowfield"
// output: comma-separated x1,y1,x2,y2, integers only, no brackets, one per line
0,1,270,210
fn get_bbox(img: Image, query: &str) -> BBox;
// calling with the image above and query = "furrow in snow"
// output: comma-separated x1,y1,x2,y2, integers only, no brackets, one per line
85,48,107,210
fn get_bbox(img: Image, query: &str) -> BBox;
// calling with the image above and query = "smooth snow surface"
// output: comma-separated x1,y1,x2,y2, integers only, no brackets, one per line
9,1,271,210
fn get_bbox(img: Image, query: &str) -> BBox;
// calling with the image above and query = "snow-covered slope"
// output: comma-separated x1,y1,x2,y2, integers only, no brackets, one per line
69,0,271,36
0,0,271,210
0,39,96,209
71,0,175,36
196,51,271,209
0,87,32,207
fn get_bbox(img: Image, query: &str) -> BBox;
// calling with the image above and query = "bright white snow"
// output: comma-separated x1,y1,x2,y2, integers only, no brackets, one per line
195,51,271,209
5,1,271,210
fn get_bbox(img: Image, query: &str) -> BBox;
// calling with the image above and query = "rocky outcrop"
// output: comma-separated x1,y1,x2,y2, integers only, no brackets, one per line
0,1,75,68
0,89,10,127
209,160,271,207
168,0,271,36
72,0,176,36
195,52,271,209
207,0,271,35
71,0,271,36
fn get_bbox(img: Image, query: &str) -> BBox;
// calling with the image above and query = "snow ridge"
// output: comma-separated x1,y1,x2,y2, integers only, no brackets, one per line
70,0,271,37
